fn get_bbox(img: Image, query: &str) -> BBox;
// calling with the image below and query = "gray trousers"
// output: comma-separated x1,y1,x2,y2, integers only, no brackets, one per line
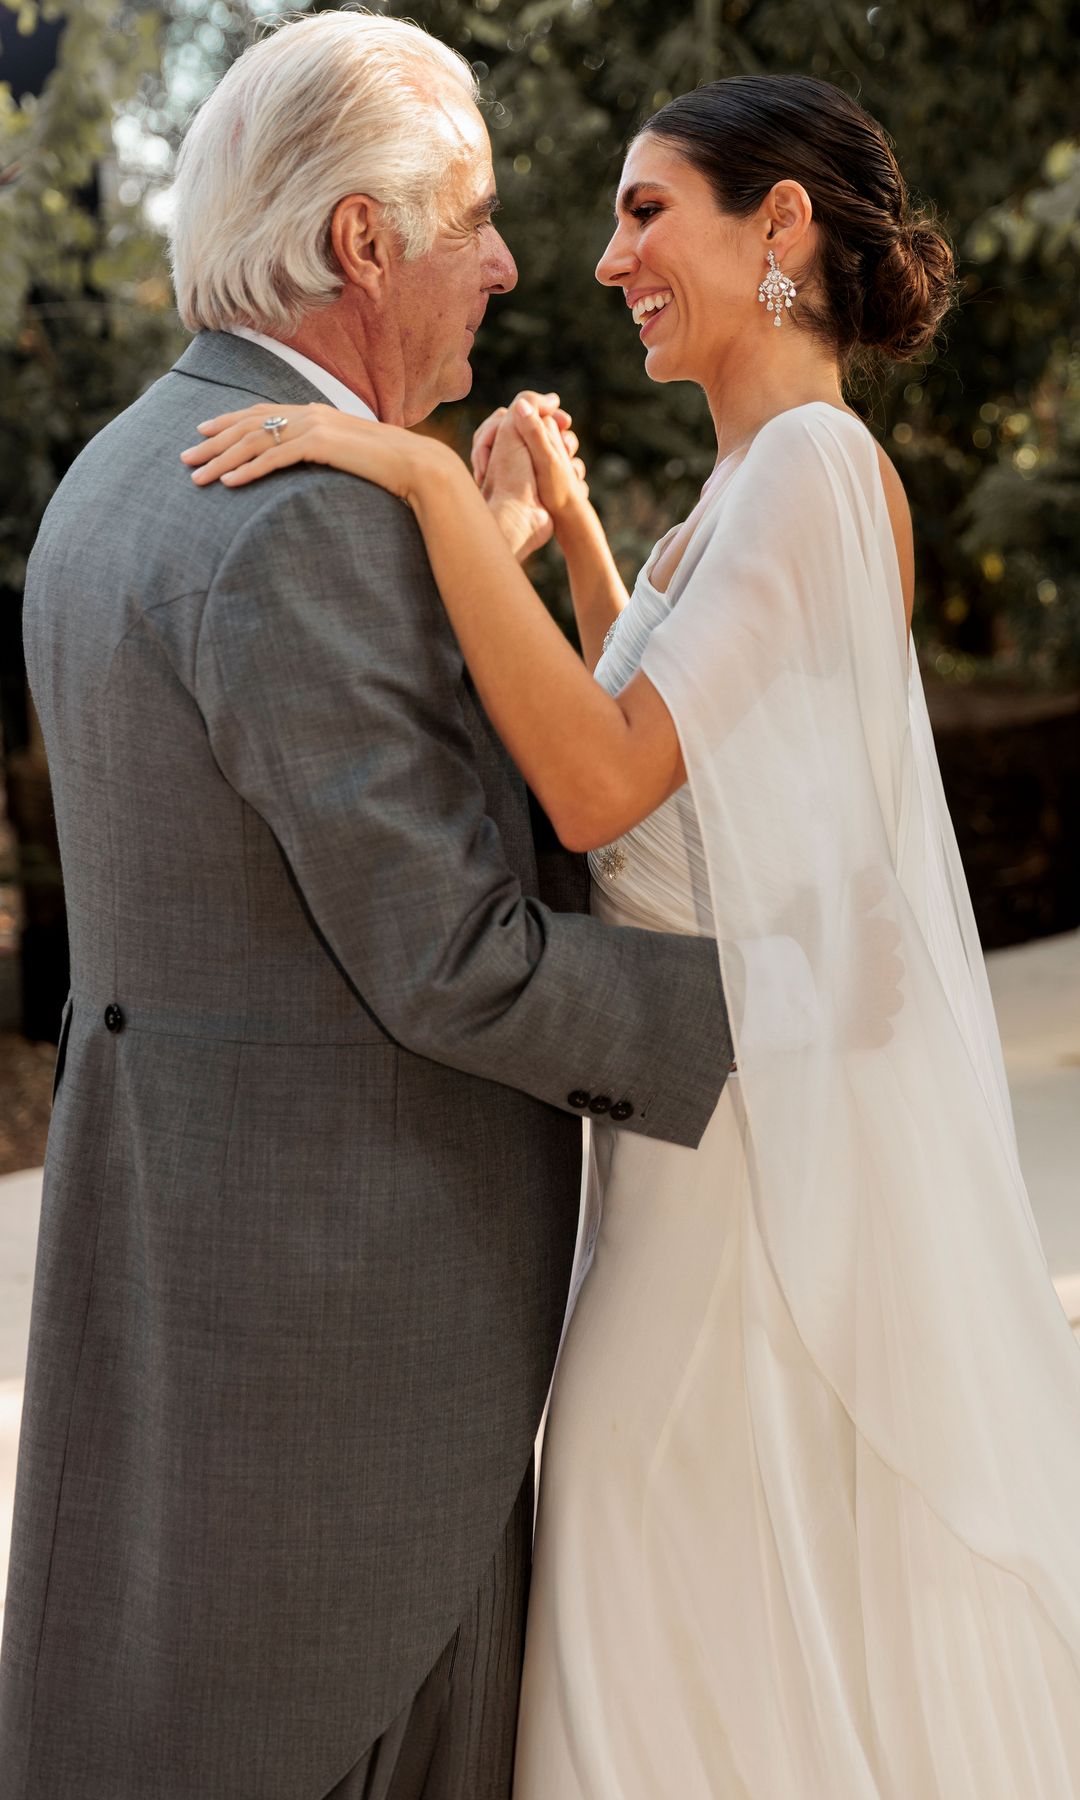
323,1468,533,1800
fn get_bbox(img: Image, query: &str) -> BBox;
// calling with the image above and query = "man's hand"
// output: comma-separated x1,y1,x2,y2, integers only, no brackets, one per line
472,392,584,563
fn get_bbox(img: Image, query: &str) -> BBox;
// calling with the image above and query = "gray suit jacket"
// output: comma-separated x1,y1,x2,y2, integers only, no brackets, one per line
0,331,731,1799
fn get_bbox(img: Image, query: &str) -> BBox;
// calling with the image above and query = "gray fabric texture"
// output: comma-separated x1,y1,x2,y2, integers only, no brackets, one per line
0,331,731,1799
321,1461,532,1800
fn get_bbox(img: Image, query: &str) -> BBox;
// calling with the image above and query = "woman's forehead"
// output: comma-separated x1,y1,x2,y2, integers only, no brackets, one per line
616,138,698,208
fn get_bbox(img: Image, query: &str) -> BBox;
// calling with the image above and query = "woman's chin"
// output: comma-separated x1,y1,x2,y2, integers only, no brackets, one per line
642,342,680,383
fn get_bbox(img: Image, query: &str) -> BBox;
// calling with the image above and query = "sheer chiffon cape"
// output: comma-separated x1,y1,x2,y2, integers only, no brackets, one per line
638,402,1080,1785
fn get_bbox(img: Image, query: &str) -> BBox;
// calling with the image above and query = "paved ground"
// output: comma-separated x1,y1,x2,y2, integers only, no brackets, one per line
2,929,1078,1625
0,1162,43,1630
985,928,1080,1325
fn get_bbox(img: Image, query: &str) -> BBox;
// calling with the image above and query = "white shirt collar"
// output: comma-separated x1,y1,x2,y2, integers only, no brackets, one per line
227,326,379,422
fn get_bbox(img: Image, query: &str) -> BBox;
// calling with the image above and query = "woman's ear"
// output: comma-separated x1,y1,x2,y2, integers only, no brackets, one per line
763,179,814,261
330,194,392,299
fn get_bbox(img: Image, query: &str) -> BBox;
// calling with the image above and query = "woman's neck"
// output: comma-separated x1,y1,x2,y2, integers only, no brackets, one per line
703,351,848,466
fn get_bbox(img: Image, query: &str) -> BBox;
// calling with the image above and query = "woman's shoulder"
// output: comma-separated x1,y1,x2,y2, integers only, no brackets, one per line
751,399,874,461
750,401,904,500
748,402,914,625
712,403,864,532
719,403,870,521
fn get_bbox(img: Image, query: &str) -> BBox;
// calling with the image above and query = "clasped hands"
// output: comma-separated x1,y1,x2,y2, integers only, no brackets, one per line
472,391,590,562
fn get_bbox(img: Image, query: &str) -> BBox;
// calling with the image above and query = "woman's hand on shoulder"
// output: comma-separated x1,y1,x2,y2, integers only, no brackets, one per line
180,402,450,506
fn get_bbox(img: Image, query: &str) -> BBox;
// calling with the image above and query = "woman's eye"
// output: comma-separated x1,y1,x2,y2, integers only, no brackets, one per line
631,204,660,223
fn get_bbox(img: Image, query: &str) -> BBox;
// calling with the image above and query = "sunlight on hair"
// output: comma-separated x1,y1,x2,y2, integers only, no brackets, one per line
168,10,478,335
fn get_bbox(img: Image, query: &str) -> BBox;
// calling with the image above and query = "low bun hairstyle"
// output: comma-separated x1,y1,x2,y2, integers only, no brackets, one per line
859,219,957,361
637,75,958,369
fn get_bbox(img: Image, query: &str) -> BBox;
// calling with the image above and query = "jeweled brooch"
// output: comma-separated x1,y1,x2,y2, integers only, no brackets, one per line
596,842,627,881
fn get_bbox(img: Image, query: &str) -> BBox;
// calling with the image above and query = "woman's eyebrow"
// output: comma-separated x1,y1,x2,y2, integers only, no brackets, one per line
615,180,672,217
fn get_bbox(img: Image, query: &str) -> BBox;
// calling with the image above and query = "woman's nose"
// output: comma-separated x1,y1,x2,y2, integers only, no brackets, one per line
595,225,636,287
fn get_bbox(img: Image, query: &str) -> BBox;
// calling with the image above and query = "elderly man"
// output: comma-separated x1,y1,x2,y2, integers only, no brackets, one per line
0,14,731,1798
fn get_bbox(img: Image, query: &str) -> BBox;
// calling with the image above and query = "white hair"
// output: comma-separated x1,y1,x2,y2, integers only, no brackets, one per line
168,9,478,334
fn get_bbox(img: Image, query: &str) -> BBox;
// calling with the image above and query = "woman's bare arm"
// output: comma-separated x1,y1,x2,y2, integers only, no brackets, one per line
556,495,630,673
182,400,684,851
409,443,682,848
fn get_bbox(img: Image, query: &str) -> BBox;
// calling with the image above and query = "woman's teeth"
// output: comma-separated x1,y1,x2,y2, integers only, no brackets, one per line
632,290,673,327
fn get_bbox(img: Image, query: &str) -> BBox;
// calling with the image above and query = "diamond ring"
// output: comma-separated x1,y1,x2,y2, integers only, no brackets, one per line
262,415,288,445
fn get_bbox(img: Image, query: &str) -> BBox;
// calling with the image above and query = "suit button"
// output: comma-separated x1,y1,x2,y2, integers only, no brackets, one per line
567,1090,590,1110
588,1095,611,1115
610,1100,634,1121
104,1004,124,1034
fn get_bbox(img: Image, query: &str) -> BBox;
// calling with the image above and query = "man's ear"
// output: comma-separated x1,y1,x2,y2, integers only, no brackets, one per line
330,194,393,300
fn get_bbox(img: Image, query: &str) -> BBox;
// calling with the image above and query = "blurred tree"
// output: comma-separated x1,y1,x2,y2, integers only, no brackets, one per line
0,0,173,597
0,0,179,1034
959,139,1080,682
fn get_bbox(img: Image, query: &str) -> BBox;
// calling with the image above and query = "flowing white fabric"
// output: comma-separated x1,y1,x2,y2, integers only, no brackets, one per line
514,402,1080,1798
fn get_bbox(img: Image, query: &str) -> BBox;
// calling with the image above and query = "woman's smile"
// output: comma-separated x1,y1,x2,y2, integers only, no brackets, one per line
632,289,675,339
640,302,672,341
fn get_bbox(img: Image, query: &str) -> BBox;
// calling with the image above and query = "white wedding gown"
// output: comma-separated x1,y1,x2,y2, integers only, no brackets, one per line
513,404,1080,1798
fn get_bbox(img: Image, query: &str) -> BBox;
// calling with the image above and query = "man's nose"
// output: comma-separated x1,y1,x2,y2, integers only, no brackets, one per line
488,230,518,294
595,224,636,287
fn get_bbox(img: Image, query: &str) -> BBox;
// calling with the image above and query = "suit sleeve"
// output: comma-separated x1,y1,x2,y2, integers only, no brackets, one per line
195,471,731,1148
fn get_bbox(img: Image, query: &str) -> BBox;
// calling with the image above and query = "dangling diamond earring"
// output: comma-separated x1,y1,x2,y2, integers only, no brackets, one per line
757,249,797,327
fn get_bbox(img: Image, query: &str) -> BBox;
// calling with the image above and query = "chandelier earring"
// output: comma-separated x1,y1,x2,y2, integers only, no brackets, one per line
757,249,797,327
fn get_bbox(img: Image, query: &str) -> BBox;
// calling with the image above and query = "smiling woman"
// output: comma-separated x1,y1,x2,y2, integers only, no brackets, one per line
622,76,957,377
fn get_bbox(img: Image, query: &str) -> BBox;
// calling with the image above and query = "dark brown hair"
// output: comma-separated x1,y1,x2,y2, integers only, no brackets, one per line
636,75,957,369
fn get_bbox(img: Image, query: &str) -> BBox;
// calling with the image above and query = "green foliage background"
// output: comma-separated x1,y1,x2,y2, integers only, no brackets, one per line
2,0,1080,687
